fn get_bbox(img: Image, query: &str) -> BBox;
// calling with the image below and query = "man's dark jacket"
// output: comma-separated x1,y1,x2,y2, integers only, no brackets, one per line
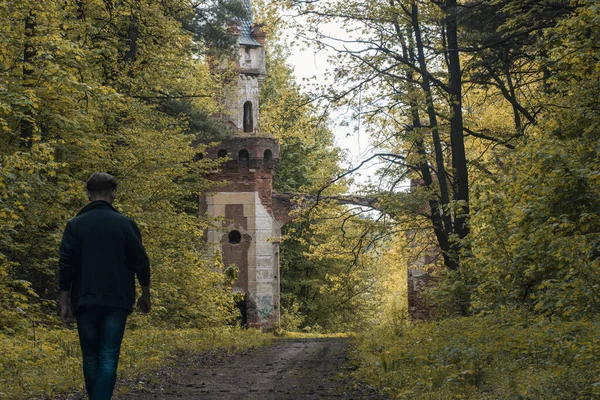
59,200,150,314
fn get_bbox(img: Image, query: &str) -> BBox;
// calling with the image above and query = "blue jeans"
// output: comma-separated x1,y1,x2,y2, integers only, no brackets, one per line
76,306,128,400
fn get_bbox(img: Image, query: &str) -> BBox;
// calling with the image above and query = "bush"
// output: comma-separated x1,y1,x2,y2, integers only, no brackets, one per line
352,311,600,399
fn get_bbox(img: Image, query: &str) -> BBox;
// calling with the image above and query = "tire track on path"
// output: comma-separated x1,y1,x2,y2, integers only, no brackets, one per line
115,338,386,399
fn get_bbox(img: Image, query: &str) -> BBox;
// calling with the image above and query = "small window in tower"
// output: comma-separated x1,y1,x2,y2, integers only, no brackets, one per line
264,149,272,161
243,101,253,133
238,149,249,162
217,149,227,158
228,230,242,244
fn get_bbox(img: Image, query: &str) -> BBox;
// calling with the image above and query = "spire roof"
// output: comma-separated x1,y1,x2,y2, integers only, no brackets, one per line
239,0,262,47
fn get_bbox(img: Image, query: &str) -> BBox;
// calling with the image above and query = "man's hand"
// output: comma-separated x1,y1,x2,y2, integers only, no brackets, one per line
61,305,74,325
137,286,151,314
59,291,74,325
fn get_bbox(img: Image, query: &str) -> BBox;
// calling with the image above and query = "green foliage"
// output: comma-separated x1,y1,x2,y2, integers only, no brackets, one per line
423,268,471,318
280,202,386,332
468,133,600,318
0,0,243,331
278,293,305,331
181,0,247,60
375,234,410,329
465,1,600,319
353,311,600,399
0,326,272,400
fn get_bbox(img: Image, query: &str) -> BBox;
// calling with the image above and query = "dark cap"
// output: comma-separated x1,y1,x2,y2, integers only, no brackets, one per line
86,172,117,191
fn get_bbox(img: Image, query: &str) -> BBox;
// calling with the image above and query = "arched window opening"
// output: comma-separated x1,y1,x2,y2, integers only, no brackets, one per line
217,149,227,158
243,47,252,65
243,101,253,133
228,230,242,244
263,149,272,161
238,149,249,162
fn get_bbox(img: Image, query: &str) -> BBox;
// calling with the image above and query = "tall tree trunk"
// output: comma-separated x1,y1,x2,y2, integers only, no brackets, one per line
122,13,139,93
411,2,458,270
124,15,139,64
392,13,454,268
444,0,470,243
503,50,523,133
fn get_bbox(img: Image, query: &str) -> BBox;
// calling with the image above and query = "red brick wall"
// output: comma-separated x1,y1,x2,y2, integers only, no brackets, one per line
204,136,280,212
407,269,435,321
272,193,294,226
225,204,247,230
222,231,251,292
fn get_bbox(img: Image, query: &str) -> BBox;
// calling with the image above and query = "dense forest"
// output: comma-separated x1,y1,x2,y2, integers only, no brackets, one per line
285,0,599,320
278,0,600,397
1,0,599,398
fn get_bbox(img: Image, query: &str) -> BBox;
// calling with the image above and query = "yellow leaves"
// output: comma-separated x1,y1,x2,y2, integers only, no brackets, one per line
0,0,251,340
355,311,600,399
0,326,272,399
11,292,28,302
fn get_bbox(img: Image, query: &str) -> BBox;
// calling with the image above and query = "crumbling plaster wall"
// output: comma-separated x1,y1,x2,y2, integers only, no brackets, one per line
205,191,281,329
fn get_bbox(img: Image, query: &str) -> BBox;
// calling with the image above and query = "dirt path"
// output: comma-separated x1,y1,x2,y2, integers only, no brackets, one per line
114,338,386,399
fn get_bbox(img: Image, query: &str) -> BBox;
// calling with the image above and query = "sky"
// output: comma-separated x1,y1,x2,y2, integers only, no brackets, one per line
282,21,380,188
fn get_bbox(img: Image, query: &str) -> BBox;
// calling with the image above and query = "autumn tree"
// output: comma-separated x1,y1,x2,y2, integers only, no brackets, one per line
0,0,245,330
460,0,574,135
271,0,599,319
466,1,600,318
281,0,477,271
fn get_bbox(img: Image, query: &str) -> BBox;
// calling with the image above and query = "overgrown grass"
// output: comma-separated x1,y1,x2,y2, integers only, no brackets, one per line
352,311,600,399
278,331,353,339
0,325,272,400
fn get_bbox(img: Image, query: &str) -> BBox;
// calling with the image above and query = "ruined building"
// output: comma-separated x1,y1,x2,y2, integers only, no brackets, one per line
200,1,284,329
198,1,433,328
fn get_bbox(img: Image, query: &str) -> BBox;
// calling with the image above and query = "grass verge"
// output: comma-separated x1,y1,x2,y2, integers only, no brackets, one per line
351,311,600,399
278,331,354,339
0,325,272,400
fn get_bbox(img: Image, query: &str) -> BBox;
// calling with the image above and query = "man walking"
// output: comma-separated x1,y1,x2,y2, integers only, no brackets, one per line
59,172,151,400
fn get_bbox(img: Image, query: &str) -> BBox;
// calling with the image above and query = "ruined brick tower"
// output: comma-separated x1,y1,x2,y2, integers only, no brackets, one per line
201,0,281,329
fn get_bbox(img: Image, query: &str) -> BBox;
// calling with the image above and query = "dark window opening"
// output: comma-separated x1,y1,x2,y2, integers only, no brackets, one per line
264,149,272,161
243,47,252,65
243,101,253,133
217,149,227,158
238,149,249,162
228,230,242,244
